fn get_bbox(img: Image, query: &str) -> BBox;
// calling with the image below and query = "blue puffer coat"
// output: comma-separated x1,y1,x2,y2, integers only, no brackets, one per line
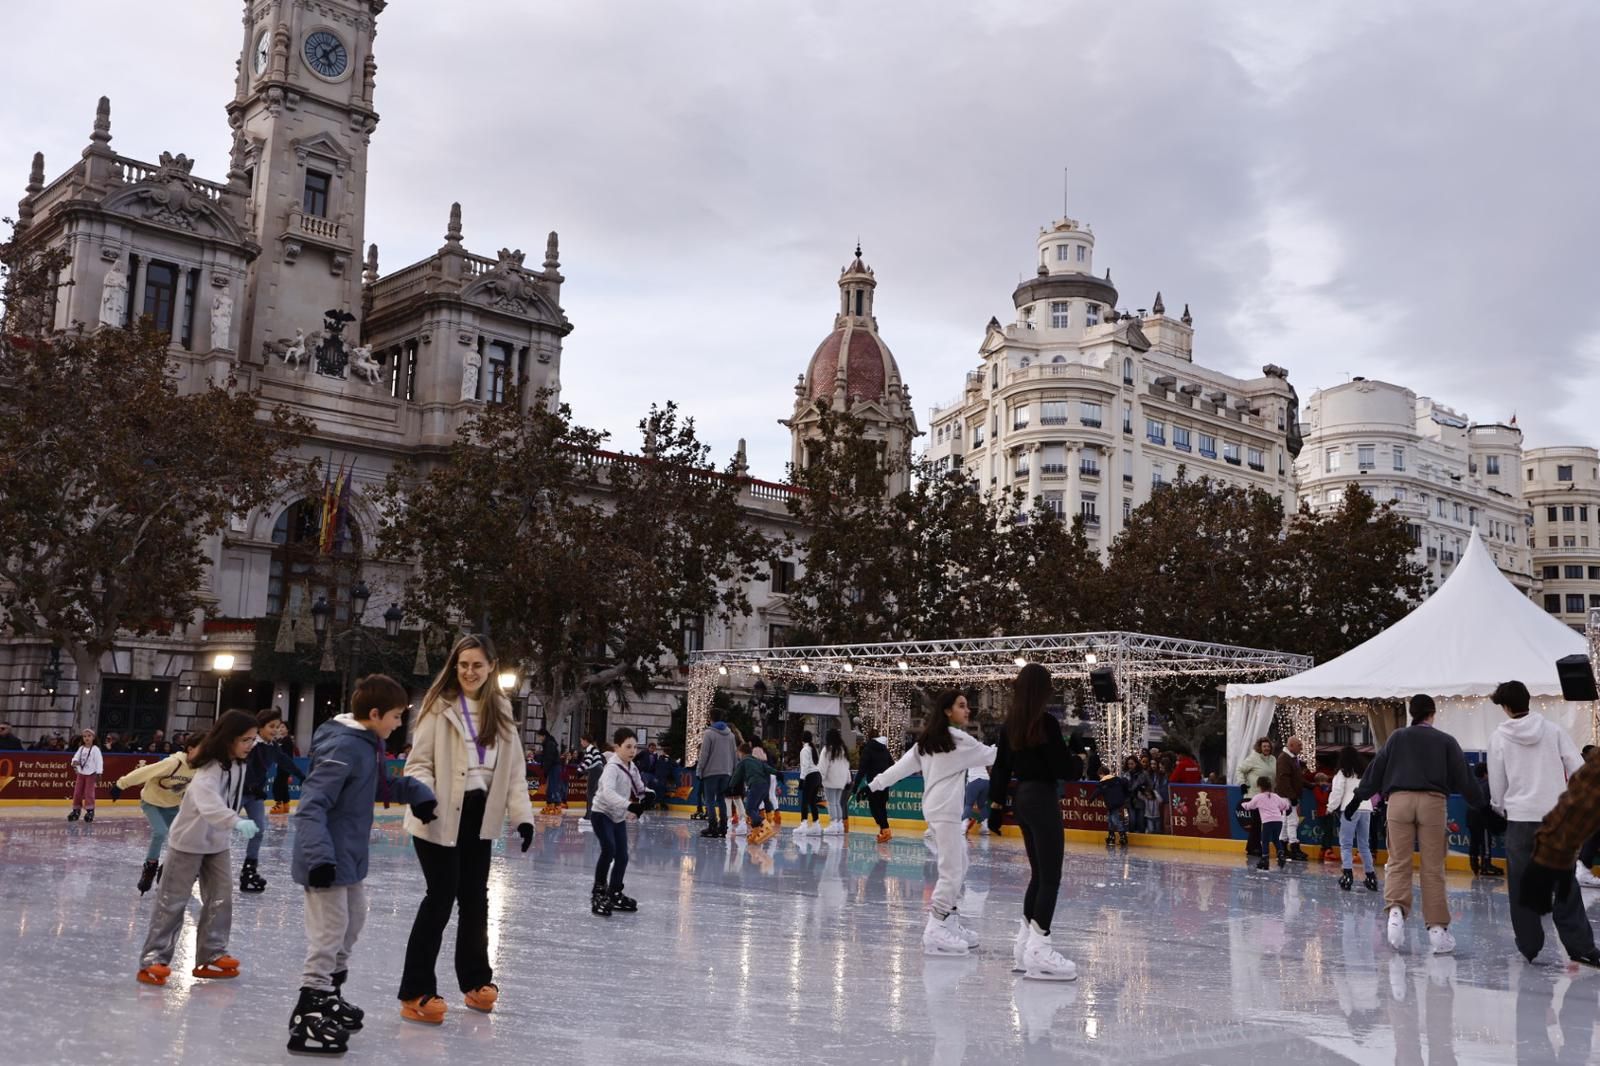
291,714,434,887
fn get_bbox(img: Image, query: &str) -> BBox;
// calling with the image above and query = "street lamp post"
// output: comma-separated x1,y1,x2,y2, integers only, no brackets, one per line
212,652,236,720
312,582,386,717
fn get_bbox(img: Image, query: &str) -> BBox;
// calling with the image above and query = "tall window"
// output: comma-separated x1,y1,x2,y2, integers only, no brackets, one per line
770,559,796,593
1085,303,1100,326
1198,433,1217,458
1548,506,1559,521
1248,447,1264,469
1013,405,1030,430
266,499,364,621
304,170,331,217
1151,462,1166,488
1056,244,1071,261
1076,245,1086,262
1145,419,1165,445
487,341,513,404
1486,455,1500,475
681,616,704,655
1080,401,1102,427
1080,492,1097,521
1567,595,1586,615
1223,441,1241,465
1393,446,1405,471
1563,505,1576,522
179,268,198,350
1123,401,1133,434
1041,401,1068,425
1050,301,1070,329
1358,444,1375,470
1544,594,1562,614
1326,448,1341,473
143,261,179,335
1558,465,1574,482
1172,426,1191,451
1122,358,1133,385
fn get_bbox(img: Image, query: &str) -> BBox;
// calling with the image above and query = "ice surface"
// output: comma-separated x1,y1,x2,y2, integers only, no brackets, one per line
3,807,1598,1065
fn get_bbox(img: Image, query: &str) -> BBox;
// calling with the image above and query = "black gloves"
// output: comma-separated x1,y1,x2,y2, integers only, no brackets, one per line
627,802,645,817
518,822,533,852
308,863,337,888
1518,861,1574,915
411,799,438,825
1343,797,1361,820
988,806,1006,835
109,784,123,802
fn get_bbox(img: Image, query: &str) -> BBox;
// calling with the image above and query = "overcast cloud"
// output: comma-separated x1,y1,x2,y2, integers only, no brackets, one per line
5,1,1598,478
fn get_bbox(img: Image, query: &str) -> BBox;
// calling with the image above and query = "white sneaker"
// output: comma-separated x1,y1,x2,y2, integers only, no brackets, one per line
1576,863,1600,889
1427,925,1455,955
1012,918,1029,973
1387,906,1405,951
1022,925,1077,981
822,823,843,836
923,915,970,957
945,912,979,950
731,822,748,837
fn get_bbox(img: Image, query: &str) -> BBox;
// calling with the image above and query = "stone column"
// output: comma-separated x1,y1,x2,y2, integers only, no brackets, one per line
1065,444,1081,525
1027,444,1042,506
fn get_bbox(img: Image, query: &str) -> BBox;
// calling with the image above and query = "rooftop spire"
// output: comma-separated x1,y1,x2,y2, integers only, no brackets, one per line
1181,303,1193,326
89,96,112,149
442,202,463,249
1152,291,1165,315
543,230,560,272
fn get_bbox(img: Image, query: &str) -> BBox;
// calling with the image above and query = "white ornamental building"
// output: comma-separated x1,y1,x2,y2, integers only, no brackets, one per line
925,216,1301,545
1293,378,1532,591
1524,446,1600,630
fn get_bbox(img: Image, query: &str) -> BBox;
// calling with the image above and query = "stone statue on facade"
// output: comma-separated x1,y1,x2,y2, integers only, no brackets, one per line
281,329,308,368
134,151,209,230
210,290,234,350
461,350,481,402
99,263,128,327
348,345,384,385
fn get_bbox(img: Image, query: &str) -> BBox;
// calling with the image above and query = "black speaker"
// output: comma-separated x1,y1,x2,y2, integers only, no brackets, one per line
1556,654,1598,702
1090,666,1118,703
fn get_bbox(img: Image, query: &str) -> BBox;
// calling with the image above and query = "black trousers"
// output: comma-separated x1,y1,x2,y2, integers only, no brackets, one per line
1580,831,1600,869
867,789,889,830
1014,781,1065,933
399,790,493,1000
800,775,822,820
272,767,291,804
1467,815,1489,869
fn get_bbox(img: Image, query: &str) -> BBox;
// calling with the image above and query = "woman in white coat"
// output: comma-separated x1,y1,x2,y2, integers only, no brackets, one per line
1327,744,1377,893
397,635,536,1025
817,728,854,836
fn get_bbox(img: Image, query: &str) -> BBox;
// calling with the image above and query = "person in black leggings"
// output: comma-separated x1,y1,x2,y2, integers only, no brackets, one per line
989,663,1077,980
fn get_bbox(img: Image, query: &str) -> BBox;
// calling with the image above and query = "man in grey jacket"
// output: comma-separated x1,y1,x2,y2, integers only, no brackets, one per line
696,708,738,839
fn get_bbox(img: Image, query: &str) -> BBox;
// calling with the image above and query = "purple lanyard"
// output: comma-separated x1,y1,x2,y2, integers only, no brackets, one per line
458,694,486,766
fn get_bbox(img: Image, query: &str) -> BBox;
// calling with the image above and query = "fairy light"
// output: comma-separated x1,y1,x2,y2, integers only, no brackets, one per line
948,658,961,669
1084,652,1098,664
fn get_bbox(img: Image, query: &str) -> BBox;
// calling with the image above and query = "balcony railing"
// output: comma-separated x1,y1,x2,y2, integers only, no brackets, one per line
1039,463,1067,476
1224,455,1241,466
1173,441,1191,453
1199,448,1217,459
1040,416,1069,426
1080,464,1101,478
1081,417,1103,428
1147,433,1166,445
1014,467,1031,478
1082,513,1101,527
1248,462,1266,472
1013,422,1030,432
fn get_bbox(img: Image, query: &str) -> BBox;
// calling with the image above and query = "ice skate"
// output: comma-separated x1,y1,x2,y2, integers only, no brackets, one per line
1386,907,1405,950
1338,869,1353,891
1022,924,1077,981
946,912,980,949
240,859,267,893
287,988,350,1056
1256,858,1269,871
876,828,892,844
771,810,782,827
922,914,970,956
1118,831,1129,847
84,810,94,824
66,809,80,822
1364,872,1379,892
731,820,749,837
136,963,171,986
271,801,291,815
965,819,978,837
1012,918,1029,973
591,885,613,917
1427,925,1455,955
1105,833,1116,847
194,953,241,979
1576,863,1600,889
399,995,447,1025
1479,863,1503,877
822,822,844,837
328,970,364,1030
609,885,638,912
464,983,498,1013
137,859,161,895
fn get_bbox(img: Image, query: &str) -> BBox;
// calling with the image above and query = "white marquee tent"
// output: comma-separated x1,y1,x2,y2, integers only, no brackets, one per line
1225,530,1593,774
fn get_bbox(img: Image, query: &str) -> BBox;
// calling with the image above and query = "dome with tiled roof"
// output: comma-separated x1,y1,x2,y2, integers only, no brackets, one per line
799,246,905,406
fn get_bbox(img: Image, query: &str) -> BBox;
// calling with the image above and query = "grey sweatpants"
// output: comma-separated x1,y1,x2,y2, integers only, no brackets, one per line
1505,821,1596,961
302,882,369,992
140,848,232,967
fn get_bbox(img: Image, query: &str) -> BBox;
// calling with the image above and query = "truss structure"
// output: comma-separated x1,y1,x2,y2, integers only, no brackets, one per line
685,631,1310,763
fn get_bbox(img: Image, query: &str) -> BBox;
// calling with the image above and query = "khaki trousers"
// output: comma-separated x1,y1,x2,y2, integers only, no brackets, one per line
1382,792,1449,927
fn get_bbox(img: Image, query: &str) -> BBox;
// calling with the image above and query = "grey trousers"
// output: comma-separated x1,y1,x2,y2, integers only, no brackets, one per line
302,882,369,992
1505,821,1596,961
140,848,232,967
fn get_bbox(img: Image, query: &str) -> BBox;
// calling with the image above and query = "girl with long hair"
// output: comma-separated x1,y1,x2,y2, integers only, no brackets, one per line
113,732,203,894
868,690,995,956
397,635,536,1025
987,664,1077,981
1327,744,1377,892
136,710,260,986
796,730,823,835
818,728,852,836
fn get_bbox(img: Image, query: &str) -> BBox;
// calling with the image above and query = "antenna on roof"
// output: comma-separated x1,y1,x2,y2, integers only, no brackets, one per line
1063,166,1069,216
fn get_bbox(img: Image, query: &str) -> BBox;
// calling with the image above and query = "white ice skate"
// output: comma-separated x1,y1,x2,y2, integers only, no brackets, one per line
1022,924,1077,981
1427,925,1455,955
922,914,970,957
1576,863,1600,889
731,821,749,837
1386,906,1405,951
947,912,980,950
821,823,844,837
1012,918,1029,973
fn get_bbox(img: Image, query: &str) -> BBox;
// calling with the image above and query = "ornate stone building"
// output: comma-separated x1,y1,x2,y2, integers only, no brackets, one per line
925,216,1301,545
1524,446,1600,630
783,247,920,494
6,0,573,742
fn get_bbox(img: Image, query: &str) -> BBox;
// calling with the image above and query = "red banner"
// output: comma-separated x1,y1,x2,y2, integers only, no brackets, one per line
0,752,158,802
1168,785,1236,839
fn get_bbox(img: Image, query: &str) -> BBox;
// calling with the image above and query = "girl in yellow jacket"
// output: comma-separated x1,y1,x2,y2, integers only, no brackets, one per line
112,734,202,894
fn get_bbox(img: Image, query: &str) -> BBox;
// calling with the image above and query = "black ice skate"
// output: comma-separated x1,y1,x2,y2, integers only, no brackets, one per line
1364,872,1379,892
1339,869,1353,891
591,885,613,917
67,809,80,821
287,988,350,1056
240,859,267,893
327,970,364,1031
609,885,638,912
138,859,161,895
84,810,95,823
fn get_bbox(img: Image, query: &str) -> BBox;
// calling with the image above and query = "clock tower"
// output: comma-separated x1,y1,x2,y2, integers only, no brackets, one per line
226,0,384,367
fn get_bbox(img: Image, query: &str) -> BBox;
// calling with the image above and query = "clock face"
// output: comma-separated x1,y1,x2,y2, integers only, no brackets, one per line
252,31,270,76
303,30,348,79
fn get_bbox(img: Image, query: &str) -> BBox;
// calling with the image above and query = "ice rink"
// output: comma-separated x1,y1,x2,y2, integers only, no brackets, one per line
3,806,1597,1065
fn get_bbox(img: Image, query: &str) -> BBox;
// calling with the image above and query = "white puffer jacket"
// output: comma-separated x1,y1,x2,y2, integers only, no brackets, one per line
818,747,852,790
1326,770,1371,815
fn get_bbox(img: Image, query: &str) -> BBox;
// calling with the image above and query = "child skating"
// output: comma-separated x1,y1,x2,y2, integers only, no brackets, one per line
67,729,102,822
867,690,996,956
111,734,202,893
287,675,436,1056
1242,778,1293,869
136,710,260,986
729,741,776,845
588,727,649,916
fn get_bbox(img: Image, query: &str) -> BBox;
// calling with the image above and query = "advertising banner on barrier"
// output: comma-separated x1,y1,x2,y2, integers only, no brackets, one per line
0,752,156,803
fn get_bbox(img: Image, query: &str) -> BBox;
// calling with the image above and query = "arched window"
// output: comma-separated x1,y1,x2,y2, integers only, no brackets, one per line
1051,355,1067,364
1122,357,1133,385
267,498,365,621
1019,356,1031,369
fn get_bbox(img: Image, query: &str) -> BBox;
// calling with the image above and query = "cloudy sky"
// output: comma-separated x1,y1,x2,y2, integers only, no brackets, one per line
5,1,1598,479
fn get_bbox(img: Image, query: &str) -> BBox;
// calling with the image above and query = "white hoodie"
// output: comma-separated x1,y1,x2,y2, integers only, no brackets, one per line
1488,712,1585,822
166,759,247,855
868,728,996,823
1326,770,1371,815
590,752,647,823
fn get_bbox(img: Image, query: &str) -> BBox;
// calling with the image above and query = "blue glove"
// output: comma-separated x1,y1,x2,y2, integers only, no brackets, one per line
234,817,260,840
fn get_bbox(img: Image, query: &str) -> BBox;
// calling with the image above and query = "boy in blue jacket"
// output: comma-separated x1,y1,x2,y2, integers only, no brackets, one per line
288,674,436,1056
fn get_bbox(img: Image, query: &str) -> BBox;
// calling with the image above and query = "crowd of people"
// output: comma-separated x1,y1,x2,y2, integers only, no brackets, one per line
0,722,197,754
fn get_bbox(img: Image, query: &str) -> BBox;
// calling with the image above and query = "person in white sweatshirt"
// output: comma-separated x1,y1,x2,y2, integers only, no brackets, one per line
796,731,823,835
1326,745,1377,894
868,691,996,956
1488,679,1598,966
137,710,260,986
588,727,649,917
67,729,103,822
817,729,853,836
